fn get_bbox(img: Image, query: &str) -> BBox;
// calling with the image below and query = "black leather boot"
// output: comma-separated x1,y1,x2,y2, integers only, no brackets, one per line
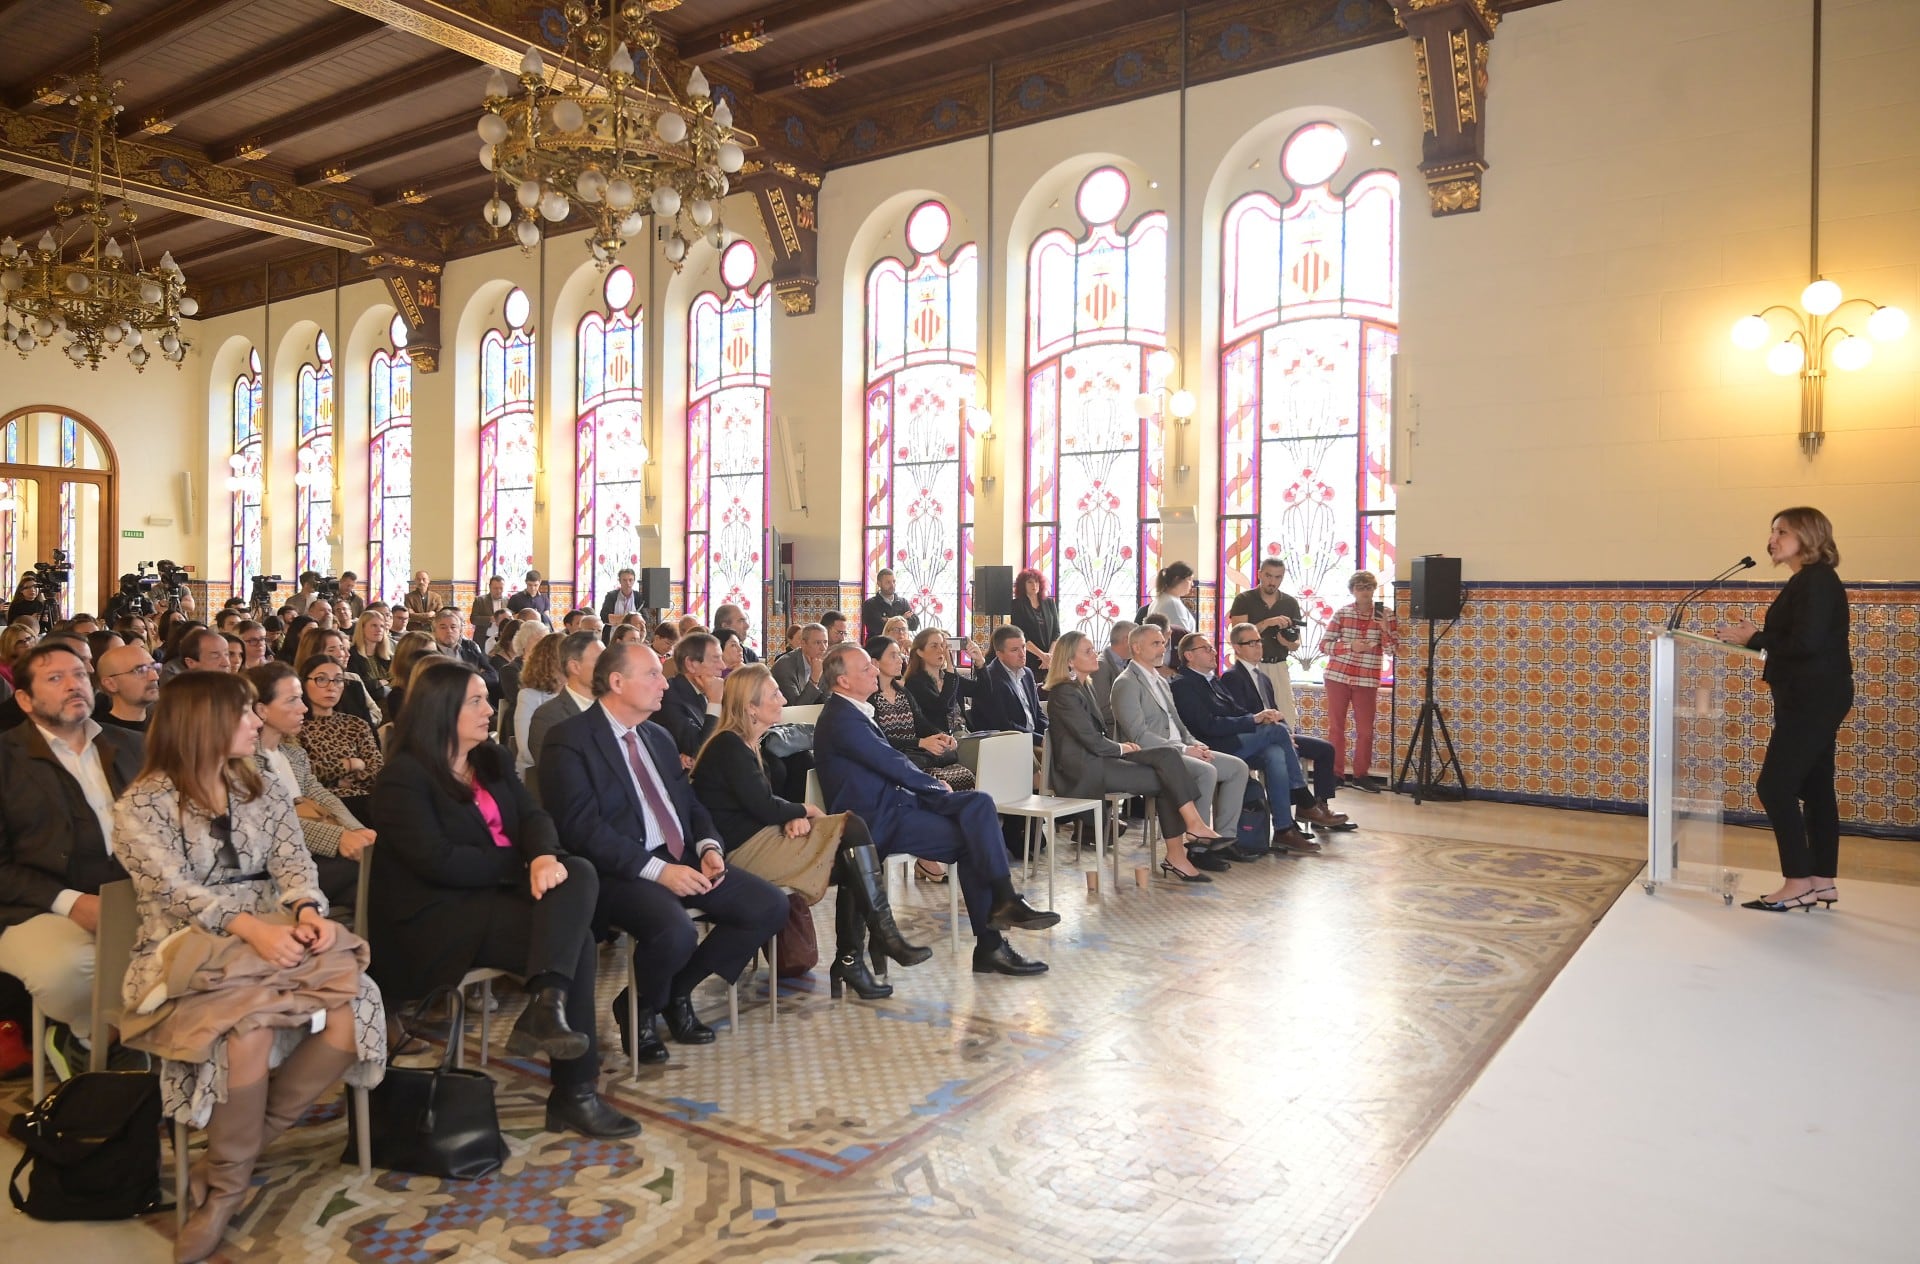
545,1083,642,1138
505,985,590,1062
842,843,931,967
829,886,893,999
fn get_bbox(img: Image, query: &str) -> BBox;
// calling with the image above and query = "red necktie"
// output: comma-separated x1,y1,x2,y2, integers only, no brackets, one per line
621,729,684,861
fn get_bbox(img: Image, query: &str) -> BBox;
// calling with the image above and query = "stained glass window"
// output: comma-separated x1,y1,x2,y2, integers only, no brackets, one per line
0,420,19,598
864,200,979,635
369,314,413,606
479,287,537,588
57,414,78,566
576,265,647,611
1217,123,1400,676
229,348,265,592
295,331,335,577
1024,167,1169,645
686,240,771,650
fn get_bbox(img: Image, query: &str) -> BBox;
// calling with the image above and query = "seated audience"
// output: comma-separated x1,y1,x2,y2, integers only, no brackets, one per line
273,616,312,666
1169,632,1322,855
0,641,144,1077
295,654,384,817
692,664,928,999
772,621,829,704
96,641,161,732
539,644,788,1057
866,636,975,791
711,604,759,663
431,607,501,701
112,671,383,1264
298,625,381,728
0,632,90,734
1110,623,1248,874
236,619,273,669
650,621,679,664
821,610,850,645
610,622,642,646
368,660,634,1137
1088,621,1136,736
0,620,38,686
658,632,722,763
347,611,393,693
1221,623,1353,834
715,626,747,678
493,619,545,750
973,625,1047,740
180,627,233,675
1046,631,1234,880
525,631,601,799
383,631,439,725
247,662,374,906
813,643,1059,976
903,626,980,732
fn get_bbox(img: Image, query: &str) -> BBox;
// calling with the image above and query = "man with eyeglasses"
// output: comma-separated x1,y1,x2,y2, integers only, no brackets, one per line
96,643,160,733
1222,623,1351,834
0,641,145,1080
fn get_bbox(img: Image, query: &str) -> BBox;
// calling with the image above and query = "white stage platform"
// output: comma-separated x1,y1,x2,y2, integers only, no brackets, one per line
1335,867,1920,1264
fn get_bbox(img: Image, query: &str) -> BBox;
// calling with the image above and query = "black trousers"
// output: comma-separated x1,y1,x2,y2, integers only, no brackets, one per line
313,853,359,911
467,856,601,1088
595,863,789,1010
1293,734,1340,805
1757,678,1853,880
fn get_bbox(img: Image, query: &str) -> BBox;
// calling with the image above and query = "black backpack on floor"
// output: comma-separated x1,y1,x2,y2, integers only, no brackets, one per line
7,1070,167,1221
1238,782,1274,854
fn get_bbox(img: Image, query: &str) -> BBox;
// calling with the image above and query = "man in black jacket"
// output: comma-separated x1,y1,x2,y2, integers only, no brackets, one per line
540,642,786,1058
431,607,501,702
0,642,144,1073
860,569,918,642
972,626,1046,743
656,632,722,765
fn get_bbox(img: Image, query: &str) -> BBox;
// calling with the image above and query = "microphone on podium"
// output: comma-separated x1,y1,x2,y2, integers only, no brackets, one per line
1666,556,1756,631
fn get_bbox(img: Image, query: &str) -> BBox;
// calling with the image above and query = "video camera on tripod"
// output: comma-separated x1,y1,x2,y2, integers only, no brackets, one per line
16,551,71,625
248,573,284,615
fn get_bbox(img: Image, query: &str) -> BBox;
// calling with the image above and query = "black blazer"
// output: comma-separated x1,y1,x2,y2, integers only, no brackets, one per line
366,745,560,1003
1009,596,1060,673
1747,562,1852,688
905,667,978,730
972,657,1047,736
690,729,806,850
538,705,720,878
859,593,917,642
0,723,143,929
656,674,716,758
446,638,503,701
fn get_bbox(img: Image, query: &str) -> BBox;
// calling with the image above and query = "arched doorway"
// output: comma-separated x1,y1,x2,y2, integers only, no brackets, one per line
0,406,119,620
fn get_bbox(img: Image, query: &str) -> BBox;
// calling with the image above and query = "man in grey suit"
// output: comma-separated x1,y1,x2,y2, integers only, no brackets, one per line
1088,620,1136,738
771,622,828,705
1110,624,1248,869
525,631,601,803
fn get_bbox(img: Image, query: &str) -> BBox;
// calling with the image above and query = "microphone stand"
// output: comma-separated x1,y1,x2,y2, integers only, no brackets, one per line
1666,558,1756,631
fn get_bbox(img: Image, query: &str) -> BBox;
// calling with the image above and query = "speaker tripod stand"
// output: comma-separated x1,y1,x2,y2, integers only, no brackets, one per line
1396,615,1467,804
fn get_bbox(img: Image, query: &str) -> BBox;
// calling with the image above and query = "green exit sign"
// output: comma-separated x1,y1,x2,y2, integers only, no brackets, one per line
122,530,145,539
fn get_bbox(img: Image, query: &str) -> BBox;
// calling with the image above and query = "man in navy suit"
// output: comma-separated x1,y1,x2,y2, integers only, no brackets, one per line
540,642,788,1059
971,626,1046,741
1168,631,1322,854
813,643,1059,977
1221,622,1351,831
656,633,722,765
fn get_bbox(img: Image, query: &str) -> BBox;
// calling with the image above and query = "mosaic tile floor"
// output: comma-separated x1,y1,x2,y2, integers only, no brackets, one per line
2,825,1641,1264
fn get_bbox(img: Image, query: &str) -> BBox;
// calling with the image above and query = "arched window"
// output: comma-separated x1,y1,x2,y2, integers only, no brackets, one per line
1025,166,1169,644
295,331,335,577
576,265,646,611
864,200,980,634
0,420,18,597
479,287,537,588
228,348,265,592
686,240,771,648
1217,123,1399,671
368,315,413,607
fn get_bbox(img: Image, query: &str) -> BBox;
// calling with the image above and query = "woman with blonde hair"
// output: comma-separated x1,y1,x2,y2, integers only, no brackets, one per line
1044,631,1229,881
113,671,384,1262
493,618,547,752
691,664,928,998
0,619,38,685
348,610,394,692
1720,506,1855,912
514,631,564,777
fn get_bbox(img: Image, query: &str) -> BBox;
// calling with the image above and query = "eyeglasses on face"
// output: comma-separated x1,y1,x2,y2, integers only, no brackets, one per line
109,662,162,678
306,674,346,686
1231,637,1259,647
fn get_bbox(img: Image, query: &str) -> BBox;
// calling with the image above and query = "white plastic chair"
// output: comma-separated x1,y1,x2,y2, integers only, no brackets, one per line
993,737,1101,909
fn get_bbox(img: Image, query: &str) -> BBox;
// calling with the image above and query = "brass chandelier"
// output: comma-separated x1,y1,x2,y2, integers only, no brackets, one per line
478,0,752,270
0,23,195,372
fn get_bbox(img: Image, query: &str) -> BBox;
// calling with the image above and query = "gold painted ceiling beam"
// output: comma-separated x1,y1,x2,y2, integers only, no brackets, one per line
678,0,898,66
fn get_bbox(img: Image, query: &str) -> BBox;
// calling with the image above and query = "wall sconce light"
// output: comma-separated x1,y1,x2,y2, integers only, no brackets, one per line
291,447,317,489
1731,280,1907,453
967,403,997,490
224,452,261,496
1134,348,1196,475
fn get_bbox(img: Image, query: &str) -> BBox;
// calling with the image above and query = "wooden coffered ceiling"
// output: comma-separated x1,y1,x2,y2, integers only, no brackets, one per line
0,0,1555,320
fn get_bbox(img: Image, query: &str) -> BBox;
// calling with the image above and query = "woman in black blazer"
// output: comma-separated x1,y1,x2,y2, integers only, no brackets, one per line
1720,507,1855,913
690,664,928,999
904,627,980,731
368,658,637,1137
1044,632,1233,882
1009,568,1061,674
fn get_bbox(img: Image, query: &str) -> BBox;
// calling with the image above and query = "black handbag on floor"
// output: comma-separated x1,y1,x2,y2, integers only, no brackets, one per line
7,1069,166,1221
345,986,507,1179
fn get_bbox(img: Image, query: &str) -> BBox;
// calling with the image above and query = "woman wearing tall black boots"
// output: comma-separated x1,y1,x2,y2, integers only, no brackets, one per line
368,659,638,1136
692,664,930,999
1720,507,1854,912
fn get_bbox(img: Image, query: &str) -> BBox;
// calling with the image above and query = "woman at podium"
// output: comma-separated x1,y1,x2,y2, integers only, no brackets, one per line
1719,507,1853,913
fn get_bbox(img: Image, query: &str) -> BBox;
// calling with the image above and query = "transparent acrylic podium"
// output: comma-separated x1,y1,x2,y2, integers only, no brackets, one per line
1646,629,1765,902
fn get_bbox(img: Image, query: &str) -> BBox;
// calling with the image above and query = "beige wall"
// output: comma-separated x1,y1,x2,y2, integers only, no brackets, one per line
2,0,1915,599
